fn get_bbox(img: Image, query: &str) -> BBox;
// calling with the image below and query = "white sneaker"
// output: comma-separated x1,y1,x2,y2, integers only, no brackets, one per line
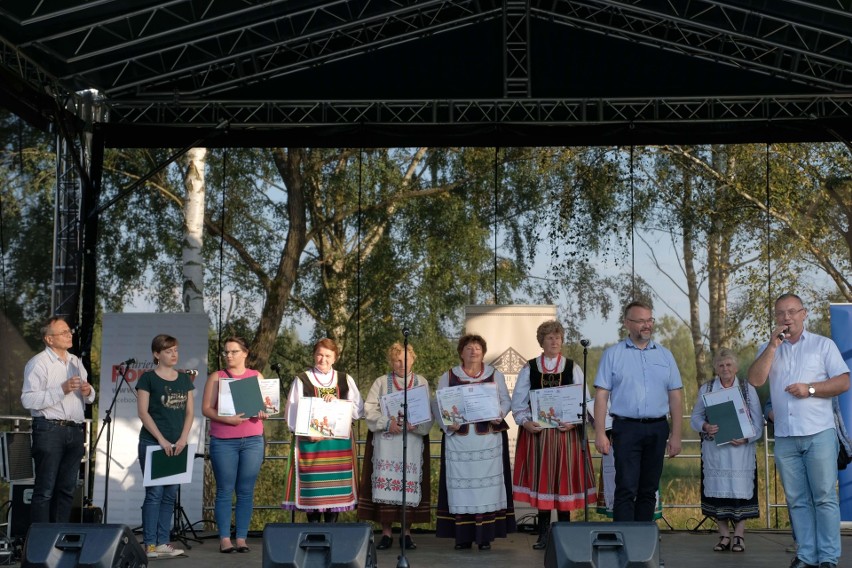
146,545,159,559
153,543,184,557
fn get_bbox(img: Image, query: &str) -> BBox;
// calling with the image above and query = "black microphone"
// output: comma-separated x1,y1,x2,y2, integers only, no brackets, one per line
122,358,136,366
187,369,198,377
402,328,411,337
271,362,282,374
580,339,591,347
778,328,789,340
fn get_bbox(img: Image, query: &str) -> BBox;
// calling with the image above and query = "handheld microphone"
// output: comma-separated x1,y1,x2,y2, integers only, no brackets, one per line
580,339,591,347
402,328,411,337
122,358,136,366
187,369,198,377
271,362,282,374
778,328,788,341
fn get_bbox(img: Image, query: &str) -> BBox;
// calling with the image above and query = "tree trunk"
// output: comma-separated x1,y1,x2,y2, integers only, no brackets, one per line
680,172,707,388
249,148,308,371
182,147,206,313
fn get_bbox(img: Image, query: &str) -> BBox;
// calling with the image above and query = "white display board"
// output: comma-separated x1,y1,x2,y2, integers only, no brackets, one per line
464,304,558,518
93,313,208,527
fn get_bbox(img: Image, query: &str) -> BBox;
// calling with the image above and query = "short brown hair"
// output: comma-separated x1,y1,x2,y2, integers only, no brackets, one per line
313,337,339,358
623,300,653,320
223,336,249,354
457,334,487,361
536,320,565,347
151,334,178,364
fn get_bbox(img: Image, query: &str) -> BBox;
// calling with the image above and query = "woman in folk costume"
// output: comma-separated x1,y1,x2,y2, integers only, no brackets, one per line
511,320,597,550
435,334,516,551
358,342,432,550
282,338,364,521
690,348,762,553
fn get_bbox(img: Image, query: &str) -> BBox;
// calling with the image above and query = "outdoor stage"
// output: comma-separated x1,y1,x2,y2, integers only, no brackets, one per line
20,527,849,568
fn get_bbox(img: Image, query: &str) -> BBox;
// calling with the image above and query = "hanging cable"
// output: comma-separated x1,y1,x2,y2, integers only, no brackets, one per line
217,150,228,351
765,142,772,327
356,149,363,439
630,145,636,298
494,147,499,303
357,150,362,378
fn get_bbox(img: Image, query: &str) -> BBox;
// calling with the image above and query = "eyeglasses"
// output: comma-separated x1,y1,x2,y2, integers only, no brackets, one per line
221,350,244,356
774,308,805,318
626,318,655,325
48,329,73,337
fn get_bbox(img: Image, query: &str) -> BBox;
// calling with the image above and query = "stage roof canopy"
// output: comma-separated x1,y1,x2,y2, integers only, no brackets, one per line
2,0,852,147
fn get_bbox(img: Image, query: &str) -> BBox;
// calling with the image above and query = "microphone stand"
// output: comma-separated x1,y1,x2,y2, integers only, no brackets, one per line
271,362,296,524
397,330,410,568
580,340,591,522
92,361,132,522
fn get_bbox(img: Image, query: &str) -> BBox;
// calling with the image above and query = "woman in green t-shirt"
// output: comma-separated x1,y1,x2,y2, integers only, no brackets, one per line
136,334,195,559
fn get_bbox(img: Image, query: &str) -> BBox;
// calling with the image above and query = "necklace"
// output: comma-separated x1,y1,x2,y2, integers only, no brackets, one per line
540,354,561,373
311,368,335,387
462,365,484,379
392,372,415,390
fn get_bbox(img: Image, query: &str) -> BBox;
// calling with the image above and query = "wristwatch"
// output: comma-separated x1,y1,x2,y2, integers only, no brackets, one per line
807,383,816,397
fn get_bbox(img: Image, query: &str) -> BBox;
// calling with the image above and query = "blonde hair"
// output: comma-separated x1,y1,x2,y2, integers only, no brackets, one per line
387,342,416,366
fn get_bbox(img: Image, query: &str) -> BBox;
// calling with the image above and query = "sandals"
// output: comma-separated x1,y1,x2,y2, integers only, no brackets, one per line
732,536,745,552
713,536,731,552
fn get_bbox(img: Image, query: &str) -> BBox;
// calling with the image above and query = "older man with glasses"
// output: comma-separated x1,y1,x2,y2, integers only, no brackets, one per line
593,300,683,522
749,293,850,568
21,316,96,523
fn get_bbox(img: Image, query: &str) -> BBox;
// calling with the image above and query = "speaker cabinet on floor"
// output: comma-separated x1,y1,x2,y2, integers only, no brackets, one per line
21,523,147,568
544,522,660,568
263,523,376,568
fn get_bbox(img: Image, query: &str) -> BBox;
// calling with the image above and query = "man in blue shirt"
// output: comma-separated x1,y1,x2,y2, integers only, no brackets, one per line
748,293,849,568
593,301,683,522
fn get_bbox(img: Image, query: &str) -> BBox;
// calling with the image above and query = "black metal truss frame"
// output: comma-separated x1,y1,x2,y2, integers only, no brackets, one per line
2,0,850,101
539,0,852,90
103,93,852,127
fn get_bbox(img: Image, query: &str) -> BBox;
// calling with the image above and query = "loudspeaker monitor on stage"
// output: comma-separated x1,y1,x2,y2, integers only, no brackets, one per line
545,522,660,568
21,523,147,568
263,523,376,568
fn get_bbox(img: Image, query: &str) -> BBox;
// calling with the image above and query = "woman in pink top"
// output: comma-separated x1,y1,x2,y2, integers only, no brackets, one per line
201,336,267,554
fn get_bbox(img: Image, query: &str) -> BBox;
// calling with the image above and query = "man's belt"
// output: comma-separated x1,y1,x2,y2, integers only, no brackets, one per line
612,415,667,423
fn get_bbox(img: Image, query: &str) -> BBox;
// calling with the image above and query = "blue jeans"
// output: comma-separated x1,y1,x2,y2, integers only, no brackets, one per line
138,440,179,546
30,418,85,523
775,428,841,565
210,435,264,539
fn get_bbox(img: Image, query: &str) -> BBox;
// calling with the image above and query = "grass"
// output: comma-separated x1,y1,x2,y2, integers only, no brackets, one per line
197,418,792,534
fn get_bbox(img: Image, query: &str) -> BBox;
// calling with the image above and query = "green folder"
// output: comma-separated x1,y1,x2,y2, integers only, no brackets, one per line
151,446,189,480
704,400,745,445
227,375,265,417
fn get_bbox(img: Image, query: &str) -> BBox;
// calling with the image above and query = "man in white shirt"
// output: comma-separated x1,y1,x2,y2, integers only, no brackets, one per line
21,317,96,523
748,294,849,568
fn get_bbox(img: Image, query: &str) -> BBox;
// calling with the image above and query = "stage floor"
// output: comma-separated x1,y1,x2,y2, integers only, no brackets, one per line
21,527,847,567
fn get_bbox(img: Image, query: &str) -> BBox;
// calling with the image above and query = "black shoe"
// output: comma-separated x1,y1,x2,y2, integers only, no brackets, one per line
376,535,392,550
532,534,548,550
236,546,250,553
818,563,837,568
454,542,472,550
402,535,417,550
790,558,818,568
219,546,235,554
478,543,491,550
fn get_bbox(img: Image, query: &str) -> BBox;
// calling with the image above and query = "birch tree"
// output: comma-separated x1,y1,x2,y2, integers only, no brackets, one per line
182,147,206,313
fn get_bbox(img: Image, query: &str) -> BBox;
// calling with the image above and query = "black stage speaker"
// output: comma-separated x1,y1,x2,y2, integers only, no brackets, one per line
21,523,147,568
263,523,376,568
10,479,86,538
545,522,660,568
